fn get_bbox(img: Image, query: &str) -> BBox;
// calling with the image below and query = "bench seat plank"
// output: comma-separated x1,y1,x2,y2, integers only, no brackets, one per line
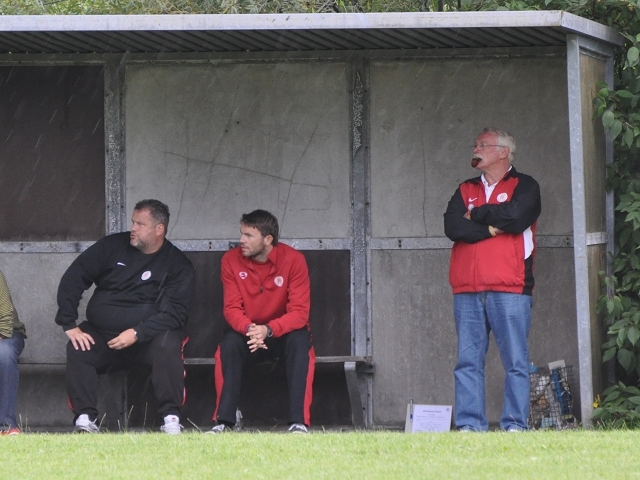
182,355,372,366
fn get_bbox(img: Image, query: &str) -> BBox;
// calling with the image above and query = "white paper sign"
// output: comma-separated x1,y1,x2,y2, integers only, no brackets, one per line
407,404,452,433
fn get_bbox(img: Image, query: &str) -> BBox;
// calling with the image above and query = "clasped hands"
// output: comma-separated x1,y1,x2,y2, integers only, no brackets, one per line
246,323,269,353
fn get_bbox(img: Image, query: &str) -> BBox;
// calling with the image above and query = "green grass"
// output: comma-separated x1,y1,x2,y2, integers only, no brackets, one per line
4,430,640,479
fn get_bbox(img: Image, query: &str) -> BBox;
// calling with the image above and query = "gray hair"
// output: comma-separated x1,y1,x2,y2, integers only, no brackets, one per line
482,128,516,162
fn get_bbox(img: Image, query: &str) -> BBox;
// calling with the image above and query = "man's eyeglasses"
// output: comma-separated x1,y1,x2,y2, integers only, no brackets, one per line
472,144,506,149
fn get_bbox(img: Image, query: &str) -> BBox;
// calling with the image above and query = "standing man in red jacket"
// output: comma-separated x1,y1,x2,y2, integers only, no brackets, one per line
444,128,541,432
209,210,314,434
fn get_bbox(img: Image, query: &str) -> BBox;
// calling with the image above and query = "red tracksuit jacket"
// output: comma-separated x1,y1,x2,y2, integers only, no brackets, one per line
444,167,541,295
221,243,310,337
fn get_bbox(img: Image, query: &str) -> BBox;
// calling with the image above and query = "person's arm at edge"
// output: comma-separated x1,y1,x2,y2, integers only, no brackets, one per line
0,271,15,338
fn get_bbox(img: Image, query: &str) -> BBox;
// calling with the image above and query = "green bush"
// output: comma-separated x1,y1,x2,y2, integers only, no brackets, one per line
593,382,640,428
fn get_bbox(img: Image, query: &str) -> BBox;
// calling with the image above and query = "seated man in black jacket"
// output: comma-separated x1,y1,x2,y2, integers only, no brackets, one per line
55,199,195,434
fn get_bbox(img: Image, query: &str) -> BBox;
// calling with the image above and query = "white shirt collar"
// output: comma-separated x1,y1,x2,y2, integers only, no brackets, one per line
480,165,513,187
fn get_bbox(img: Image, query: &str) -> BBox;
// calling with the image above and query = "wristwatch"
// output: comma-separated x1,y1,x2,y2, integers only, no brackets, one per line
265,325,273,338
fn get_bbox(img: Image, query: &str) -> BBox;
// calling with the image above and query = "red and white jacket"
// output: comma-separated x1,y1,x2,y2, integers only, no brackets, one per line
221,243,310,337
444,167,541,296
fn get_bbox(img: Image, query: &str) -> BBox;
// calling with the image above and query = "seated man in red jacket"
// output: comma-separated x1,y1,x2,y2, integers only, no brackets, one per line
209,209,314,434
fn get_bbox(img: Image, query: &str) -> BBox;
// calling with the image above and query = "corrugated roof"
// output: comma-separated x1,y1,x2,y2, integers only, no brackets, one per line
0,11,623,55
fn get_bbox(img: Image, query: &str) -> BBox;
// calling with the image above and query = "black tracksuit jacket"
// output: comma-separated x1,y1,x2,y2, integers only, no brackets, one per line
55,232,195,342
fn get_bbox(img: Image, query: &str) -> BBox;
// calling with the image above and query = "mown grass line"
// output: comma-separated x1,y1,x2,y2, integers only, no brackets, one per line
3,430,640,479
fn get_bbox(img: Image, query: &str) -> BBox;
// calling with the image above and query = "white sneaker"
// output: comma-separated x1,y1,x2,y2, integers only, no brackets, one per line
161,415,182,435
288,423,308,434
74,414,99,433
206,423,230,434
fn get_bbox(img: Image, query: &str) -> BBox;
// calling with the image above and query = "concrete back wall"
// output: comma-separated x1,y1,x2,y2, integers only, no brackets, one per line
3,52,583,429
121,56,578,427
369,56,576,425
371,249,577,425
1,254,85,361
0,64,106,428
2,254,93,428
125,63,351,239
370,57,572,238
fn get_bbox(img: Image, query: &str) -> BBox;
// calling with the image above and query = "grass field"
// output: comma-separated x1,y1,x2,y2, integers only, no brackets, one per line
3,430,640,479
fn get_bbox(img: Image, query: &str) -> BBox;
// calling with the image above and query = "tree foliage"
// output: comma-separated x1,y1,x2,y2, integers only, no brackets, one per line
0,0,440,15
592,26,640,424
2,0,640,423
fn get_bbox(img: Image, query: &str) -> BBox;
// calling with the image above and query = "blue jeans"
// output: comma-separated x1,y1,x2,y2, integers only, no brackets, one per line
0,332,25,429
453,292,532,431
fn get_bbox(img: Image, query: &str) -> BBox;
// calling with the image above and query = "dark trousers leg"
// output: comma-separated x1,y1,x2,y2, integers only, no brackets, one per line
65,323,116,421
137,330,187,418
214,330,250,425
283,329,315,426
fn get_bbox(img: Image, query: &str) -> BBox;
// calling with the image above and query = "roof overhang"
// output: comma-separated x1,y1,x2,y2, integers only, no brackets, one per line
0,11,624,55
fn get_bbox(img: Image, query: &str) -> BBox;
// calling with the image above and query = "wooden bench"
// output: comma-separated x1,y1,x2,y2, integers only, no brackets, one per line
19,354,375,428
184,355,374,428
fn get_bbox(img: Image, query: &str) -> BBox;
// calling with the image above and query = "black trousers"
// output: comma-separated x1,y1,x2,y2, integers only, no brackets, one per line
214,328,316,426
66,321,187,421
